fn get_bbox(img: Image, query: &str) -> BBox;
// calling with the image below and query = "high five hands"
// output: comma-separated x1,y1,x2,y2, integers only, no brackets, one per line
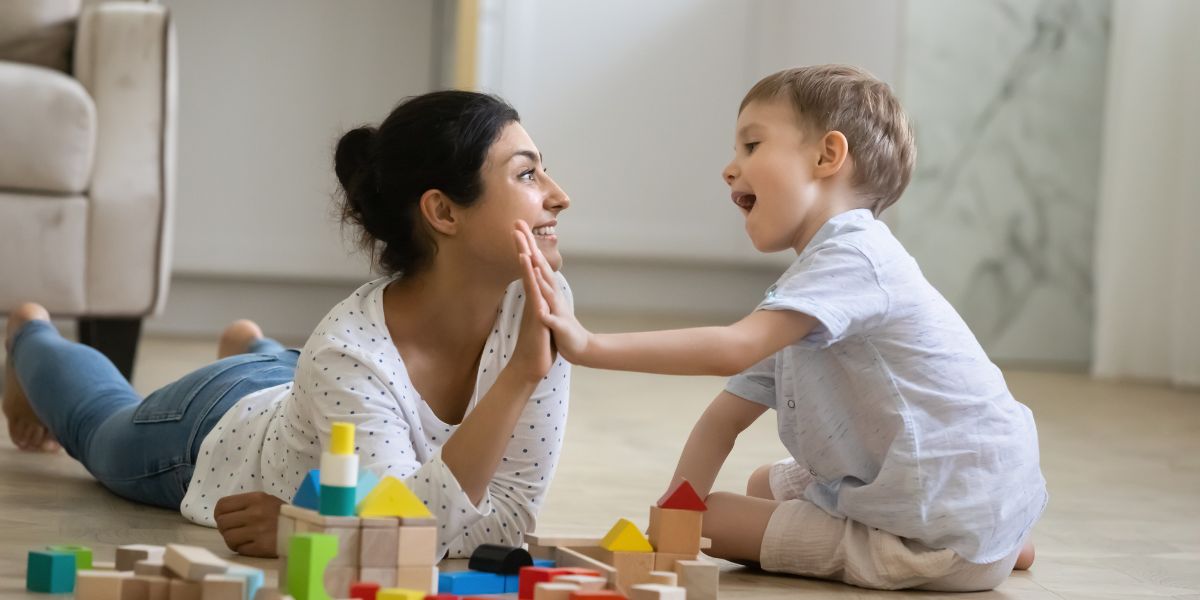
513,220,592,364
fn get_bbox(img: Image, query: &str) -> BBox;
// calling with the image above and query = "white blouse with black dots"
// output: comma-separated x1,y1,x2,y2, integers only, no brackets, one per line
180,274,573,558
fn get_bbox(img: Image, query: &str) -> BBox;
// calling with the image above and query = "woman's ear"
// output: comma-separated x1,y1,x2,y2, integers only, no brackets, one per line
419,189,459,236
814,130,849,179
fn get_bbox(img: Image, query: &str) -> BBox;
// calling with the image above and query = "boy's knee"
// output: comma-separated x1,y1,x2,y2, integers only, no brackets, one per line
747,463,774,499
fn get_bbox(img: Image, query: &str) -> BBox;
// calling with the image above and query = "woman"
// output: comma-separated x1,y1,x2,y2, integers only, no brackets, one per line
2,90,572,558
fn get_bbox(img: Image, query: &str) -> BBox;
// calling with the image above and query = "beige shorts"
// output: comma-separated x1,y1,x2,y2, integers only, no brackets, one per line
762,458,1021,592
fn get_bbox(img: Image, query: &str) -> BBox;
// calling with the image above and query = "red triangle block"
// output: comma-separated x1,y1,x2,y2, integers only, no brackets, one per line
657,479,707,511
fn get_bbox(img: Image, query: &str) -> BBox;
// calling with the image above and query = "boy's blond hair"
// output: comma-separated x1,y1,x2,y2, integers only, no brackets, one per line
741,65,915,216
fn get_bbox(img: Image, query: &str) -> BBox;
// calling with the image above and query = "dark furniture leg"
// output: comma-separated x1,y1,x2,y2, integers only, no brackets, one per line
77,317,142,381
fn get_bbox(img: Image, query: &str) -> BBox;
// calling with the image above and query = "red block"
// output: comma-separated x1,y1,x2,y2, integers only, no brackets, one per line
518,567,600,600
656,479,707,511
350,581,381,600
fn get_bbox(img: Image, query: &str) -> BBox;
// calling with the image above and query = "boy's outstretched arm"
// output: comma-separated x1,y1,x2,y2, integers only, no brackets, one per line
515,221,816,376
671,391,768,497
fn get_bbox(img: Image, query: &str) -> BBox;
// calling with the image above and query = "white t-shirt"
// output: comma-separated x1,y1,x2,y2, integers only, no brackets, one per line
726,209,1047,564
181,275,573,559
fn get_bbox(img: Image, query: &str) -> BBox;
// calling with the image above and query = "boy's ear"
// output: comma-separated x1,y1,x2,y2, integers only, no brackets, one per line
418,189,459,237
814,130,849,179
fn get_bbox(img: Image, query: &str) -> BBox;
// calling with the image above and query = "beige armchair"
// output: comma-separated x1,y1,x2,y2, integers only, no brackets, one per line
0,0,175,379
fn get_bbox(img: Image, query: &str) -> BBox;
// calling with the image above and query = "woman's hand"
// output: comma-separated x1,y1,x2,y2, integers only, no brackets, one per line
513,221,593,365
213,492,285,557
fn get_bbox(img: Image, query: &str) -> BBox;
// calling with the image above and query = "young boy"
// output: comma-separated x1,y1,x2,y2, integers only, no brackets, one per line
513,65,1046,592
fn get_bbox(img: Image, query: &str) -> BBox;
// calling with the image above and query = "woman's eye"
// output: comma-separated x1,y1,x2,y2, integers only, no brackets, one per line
519,169,535,182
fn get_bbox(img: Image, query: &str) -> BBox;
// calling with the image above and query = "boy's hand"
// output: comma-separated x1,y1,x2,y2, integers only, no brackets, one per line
513,220,593,363
213,492,285,557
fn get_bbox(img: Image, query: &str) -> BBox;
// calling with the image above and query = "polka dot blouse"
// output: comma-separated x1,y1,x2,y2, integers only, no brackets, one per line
180,275,573,558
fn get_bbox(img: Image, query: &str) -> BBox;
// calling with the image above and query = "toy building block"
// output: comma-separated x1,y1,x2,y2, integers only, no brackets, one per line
320,423,360,516
74,570,132,599
599,520,653,553
359,517,400,568
134,557,169,576
534,582,581,600
550,548,615,589
468,543,533,574
629,584,685,600
116,544,166,572
47,545,92,571
164,544,228,581
357,476,434,519
27,549,76,593
294,470,323,511
253,588,295,600
394,565,437,595
673,560,717,600
437,570,505,595
355,470,381,505
524,533,601,561
325,525,362,567
647,506,702,555
359,567,396,588
203,573,247,600
287,533,339,600
567,592,626,600
92,561,117,571
170,577,203,600
396,525,438,567
534,559,558,568
349,581,381,600
646,572,676,586
376,589,425,600
656,480,706,512
518,567,571,600
506,573,522,593
324,565,357,598
551,574,607,591
278,512,297,558
650,553,695,573
134,574,171,600
597,552,653,596
425,595,460,600
226,563,266,600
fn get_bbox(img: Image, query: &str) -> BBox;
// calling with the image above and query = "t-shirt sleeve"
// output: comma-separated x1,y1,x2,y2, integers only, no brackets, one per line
761,241,890,347
725,353,777,408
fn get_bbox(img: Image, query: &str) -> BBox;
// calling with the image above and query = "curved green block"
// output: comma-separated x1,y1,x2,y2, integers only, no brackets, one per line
287,533,338,600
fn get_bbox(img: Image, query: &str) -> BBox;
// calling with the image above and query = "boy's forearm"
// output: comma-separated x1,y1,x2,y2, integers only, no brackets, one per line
582,327,750,376
671,416,737,497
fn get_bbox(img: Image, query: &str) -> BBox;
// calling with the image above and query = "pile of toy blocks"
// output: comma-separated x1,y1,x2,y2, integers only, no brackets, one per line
27,542,265,599
520,480,720,600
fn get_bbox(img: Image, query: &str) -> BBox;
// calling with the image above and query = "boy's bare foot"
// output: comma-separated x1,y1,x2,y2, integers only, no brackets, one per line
3,303,60,452
218,319,264,359
1014,540,1035,570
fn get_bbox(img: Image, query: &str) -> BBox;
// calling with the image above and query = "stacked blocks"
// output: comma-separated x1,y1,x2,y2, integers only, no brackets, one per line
47,542,269,600
439,543,533,595
319,423,359,516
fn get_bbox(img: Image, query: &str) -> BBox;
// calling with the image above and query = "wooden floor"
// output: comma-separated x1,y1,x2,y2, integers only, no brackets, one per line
2,322,1198,599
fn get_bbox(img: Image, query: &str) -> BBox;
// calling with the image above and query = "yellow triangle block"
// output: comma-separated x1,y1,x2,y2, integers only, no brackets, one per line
356,475,434,519
600,518,653,552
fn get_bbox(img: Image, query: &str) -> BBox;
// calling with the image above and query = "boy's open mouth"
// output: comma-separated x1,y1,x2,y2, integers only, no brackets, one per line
732,192,757,213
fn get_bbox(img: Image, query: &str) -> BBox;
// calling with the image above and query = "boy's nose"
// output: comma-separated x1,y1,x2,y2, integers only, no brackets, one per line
722,161,738,185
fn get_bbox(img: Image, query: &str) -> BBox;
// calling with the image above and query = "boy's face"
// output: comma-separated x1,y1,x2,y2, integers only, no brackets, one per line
722,99,825,254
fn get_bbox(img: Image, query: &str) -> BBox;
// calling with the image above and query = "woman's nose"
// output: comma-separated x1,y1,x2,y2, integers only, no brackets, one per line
546,176,570,211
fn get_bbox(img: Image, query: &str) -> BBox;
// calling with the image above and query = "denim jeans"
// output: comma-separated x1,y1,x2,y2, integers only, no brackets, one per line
9,320,297,509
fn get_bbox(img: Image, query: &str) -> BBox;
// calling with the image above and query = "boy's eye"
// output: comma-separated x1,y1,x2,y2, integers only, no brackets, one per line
744,142,760,153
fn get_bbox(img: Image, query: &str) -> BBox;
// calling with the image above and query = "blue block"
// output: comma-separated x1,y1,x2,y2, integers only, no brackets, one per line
505,574,521,593
437,570,507,595
27,550,75,593
292,469,321,510
225,564,265,600
355,469,381,506
533,559,557,568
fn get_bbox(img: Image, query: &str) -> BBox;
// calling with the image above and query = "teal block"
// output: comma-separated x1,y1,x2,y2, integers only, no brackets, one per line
355,469,381,506
319,484,355,516
46,545,91,571
293,469,321,510
27,550,75,593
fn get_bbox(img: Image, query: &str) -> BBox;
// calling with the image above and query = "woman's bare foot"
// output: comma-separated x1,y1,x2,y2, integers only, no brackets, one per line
1014,540,1035,570
3,303,60,452
217,319,264,359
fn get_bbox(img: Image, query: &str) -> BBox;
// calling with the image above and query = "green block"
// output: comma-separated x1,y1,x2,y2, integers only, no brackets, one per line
46,545,92,571
287,533,338,600
318,484,356,516
27,550,76,593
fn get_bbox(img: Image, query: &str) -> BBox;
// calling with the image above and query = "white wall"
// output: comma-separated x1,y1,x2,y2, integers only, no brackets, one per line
476,0,903,268
161,0,438,282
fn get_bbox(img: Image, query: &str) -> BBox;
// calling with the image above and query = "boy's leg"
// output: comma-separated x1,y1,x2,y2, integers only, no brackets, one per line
703,492,780,563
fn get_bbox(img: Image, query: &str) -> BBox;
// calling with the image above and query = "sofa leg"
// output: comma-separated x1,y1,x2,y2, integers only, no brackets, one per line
78,317,142,382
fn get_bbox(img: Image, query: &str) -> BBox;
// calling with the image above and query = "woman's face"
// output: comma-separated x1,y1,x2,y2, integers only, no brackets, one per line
460,122,570,277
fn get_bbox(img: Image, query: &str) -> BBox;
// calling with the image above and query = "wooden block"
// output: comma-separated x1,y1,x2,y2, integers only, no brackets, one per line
534,582,580,600
251,588,293,600
551,574,606,590
395,526,437,567
468,543,533,574
525,534,603,548
528,544,557,561
326,526,361,567
651,552,695,572
164,545,227,581
552,548,616,589
375,589,425,600
629,583,685,600
360,521,399,568
75,570,132,600
323,565,357,598
134,575,171,600
277,514,296,558
93,560,117,571
647,571,676,586
167,577,202,600
568,592,626,599
134,558,169,577
202,574,245,600
656,480,707,512
122,575,150,600
394,565,437,594
117,545,166,572
358,567,396,587
647,507,702,555
599,519,653,553
674,560,718,600
597,550,654,595
281,503,359,528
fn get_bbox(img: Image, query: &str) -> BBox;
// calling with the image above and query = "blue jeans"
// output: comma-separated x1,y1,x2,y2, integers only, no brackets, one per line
9,320,298,509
